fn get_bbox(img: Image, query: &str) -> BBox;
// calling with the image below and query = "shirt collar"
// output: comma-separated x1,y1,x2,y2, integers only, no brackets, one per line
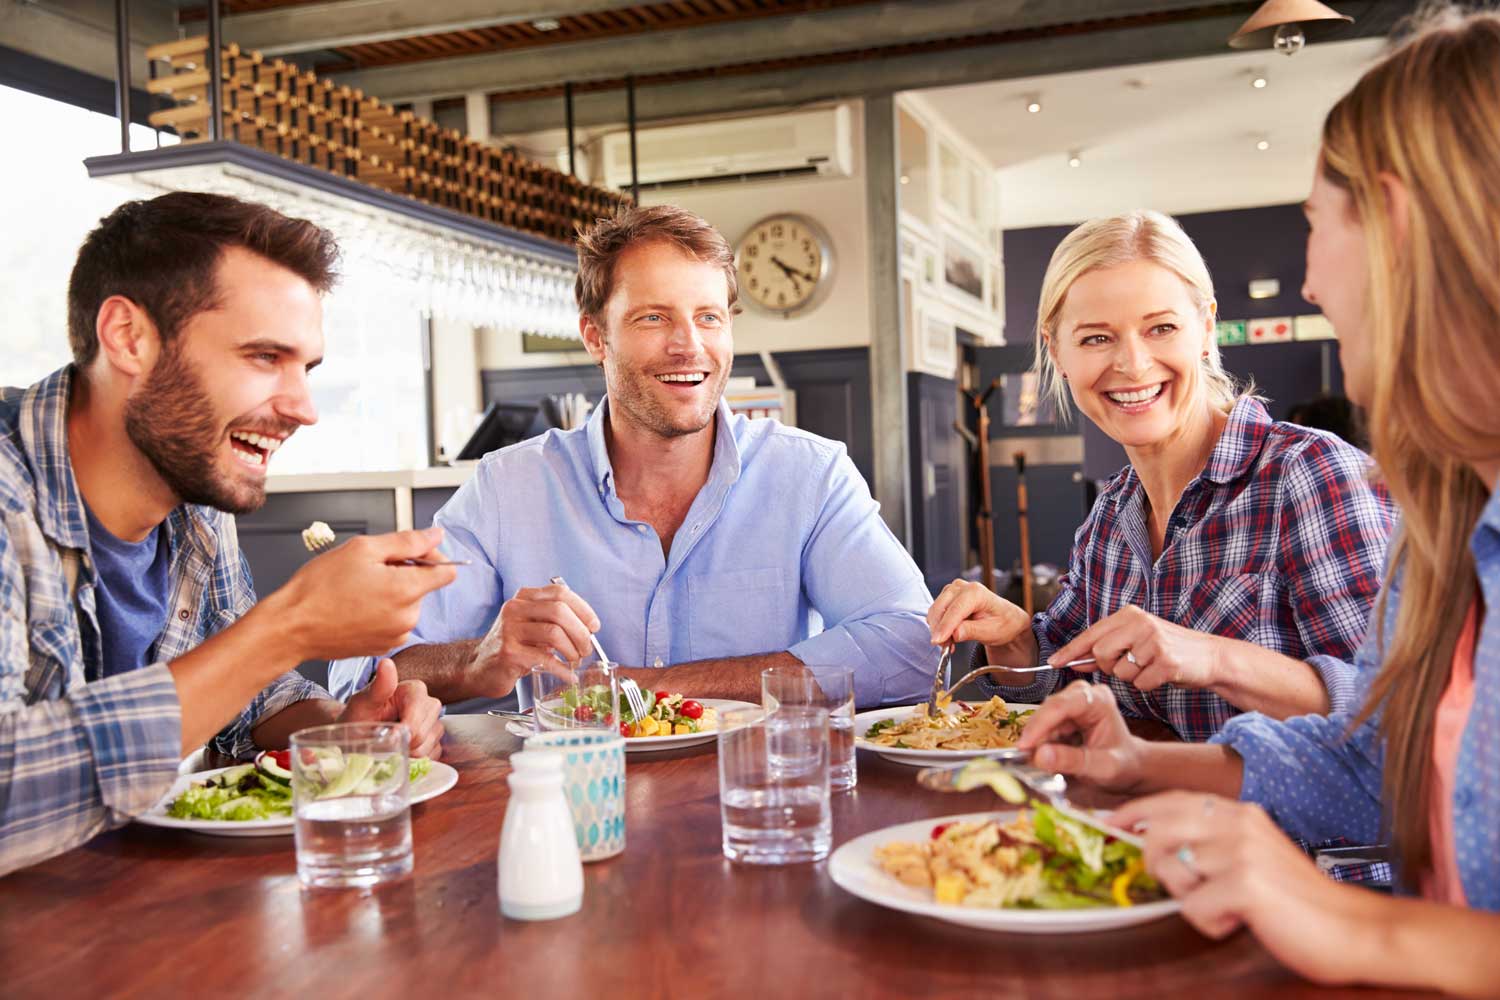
18,364,218,562
586,394,743,498
1200,395,1274,486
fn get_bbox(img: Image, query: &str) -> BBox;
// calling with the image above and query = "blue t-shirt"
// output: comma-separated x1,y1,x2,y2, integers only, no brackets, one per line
84,502,172,679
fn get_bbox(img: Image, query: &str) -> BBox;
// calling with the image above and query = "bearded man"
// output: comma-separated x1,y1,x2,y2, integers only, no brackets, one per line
0,192,455,876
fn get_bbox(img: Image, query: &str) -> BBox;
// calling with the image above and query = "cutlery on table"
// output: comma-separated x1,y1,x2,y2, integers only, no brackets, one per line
916,758,1143,848
548,575,649,724
301,521,471,566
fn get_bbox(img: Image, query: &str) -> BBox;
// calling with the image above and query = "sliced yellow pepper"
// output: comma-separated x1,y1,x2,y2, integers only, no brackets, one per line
933,873,967,905
1111,858,1143,908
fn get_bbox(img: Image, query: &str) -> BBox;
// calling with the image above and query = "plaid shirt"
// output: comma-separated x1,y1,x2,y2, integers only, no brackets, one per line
0,367,328,876
992,396,1396,739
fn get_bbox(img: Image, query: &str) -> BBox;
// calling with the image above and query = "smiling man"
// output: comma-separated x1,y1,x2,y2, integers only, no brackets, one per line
338,204,936,712
0,192,456,876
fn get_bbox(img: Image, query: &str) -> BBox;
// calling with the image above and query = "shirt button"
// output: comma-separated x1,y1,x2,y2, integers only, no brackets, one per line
177,609,190,621
637,525,648,533
1455,787,1475,811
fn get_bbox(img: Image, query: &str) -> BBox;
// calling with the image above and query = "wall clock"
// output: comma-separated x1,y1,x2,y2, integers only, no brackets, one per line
734,214,835,318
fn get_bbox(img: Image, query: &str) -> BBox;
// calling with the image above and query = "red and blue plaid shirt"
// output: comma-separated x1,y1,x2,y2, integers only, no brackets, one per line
995,396,1397,742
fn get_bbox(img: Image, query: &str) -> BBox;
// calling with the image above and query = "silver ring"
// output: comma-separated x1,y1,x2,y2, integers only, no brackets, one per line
1175,843,1201,878
1080,683,1095,706
1125,650,1138,665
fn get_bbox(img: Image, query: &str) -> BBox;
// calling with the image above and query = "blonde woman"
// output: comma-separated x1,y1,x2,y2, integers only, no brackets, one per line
929,210,1394,739
1016,8,1500,993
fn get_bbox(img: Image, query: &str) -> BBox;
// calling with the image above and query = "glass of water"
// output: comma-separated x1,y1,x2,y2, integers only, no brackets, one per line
291,722,412,889
718,705,831,865
763,665,857,791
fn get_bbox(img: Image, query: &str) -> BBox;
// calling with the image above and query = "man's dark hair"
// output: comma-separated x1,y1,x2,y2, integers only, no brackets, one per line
67,191,340,366
574,203,738,326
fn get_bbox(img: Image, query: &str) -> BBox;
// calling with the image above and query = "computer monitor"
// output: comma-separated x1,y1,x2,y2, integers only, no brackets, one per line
455,402,544,461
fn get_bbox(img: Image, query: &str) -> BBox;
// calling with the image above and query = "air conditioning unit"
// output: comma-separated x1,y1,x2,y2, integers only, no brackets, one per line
594,105,853,190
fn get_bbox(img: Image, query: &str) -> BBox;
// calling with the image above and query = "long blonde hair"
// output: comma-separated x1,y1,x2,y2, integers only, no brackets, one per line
1336,6,1500,883
1032,210,1240,419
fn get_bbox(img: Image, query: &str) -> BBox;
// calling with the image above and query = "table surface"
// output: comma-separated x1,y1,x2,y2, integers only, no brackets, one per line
0,716,1414,998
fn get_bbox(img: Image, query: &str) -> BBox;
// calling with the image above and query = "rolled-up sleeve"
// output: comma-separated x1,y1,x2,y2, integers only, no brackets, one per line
792,448,935,708
0,520,181,876
1278,438,1394,712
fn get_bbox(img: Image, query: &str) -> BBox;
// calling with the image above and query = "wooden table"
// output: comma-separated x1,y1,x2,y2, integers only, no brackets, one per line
0,717,1411,998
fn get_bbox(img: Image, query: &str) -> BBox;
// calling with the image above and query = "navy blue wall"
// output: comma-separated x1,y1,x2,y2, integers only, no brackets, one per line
1002,203,1345,480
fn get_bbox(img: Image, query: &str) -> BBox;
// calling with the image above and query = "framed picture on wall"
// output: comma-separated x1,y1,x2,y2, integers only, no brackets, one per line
942,232,987,307
916,309,958,377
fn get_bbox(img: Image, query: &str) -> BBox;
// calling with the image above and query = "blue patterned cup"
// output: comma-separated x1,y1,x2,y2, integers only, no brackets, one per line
522,730,626,861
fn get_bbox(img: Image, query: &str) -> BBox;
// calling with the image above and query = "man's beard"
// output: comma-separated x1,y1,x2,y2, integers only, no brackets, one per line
123,346,265,515
605,358,727,439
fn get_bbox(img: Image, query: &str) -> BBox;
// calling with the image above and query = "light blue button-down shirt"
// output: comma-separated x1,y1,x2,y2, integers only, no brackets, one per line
330,397,937,711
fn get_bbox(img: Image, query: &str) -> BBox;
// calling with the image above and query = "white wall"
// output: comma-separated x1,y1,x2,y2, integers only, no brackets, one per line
479,101,871,370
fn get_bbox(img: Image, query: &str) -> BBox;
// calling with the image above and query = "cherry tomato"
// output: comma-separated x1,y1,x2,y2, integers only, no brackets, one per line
680,700,704,720
620,723,632,738
603,713,614,725
574,704,595,721
268,749,292,770
654,691,671,705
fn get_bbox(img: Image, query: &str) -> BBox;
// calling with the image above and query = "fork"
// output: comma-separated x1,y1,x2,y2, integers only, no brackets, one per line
618,678,650,728
925,645,954,718
301,522,470,566
917,759,1143,847
934,657,1104,703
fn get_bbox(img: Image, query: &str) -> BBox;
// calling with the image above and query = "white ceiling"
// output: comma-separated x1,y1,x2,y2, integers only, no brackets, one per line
913,37,1387,229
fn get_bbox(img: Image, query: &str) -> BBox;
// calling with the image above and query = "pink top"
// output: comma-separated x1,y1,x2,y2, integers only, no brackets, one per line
1422,600,1479,906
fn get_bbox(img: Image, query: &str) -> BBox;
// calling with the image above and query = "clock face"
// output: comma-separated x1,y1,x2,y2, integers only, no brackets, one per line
735,215,831,316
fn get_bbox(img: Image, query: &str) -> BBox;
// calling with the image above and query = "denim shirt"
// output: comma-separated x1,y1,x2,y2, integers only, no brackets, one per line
1214,488,1500,911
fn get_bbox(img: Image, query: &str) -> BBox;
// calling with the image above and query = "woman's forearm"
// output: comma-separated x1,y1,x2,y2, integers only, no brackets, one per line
1209,638,1331,719
1344,893,1500,997
1133,741,1244,798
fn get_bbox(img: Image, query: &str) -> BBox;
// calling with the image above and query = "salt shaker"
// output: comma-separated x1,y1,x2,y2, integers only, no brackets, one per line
498,751,584,920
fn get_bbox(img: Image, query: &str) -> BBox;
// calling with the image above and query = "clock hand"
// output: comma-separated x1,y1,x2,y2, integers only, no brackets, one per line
770,255,818,284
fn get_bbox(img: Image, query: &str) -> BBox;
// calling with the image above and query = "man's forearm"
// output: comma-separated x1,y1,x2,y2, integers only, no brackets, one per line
391,640,482,702
167,600,306,756
1210,639,1330,719
250,697,343,750
1134,741,1244,798
616,651,803,703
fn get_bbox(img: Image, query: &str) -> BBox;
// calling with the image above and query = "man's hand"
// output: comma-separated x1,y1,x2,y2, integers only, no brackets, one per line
339,658,444,760
266,527,458,662
461,582,602,700
1049,605,1224,692
926,578,1039,669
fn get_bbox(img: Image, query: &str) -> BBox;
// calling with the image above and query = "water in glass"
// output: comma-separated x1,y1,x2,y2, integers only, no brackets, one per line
718,706,831,864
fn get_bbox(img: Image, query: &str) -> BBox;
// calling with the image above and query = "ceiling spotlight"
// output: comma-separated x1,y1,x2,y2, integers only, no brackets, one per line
1067,151,1082,168
1256,137,1271,151
1026,96,1042,114
1252,75,1268,89
530,17,562,31
1229,0,1352,54
899,174,910,185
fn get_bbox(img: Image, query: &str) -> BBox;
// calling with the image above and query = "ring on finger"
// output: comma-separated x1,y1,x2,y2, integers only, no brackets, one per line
1175,843,1201,879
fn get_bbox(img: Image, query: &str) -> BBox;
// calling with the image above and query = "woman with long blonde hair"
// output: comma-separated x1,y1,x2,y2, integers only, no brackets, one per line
1016,8,1500,992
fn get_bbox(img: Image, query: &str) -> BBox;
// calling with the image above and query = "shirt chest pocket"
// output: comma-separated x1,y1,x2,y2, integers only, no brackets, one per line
1172,573,1276,645
687,567,795,662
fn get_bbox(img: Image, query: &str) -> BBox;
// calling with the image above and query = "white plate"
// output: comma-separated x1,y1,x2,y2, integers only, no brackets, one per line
828,811,1181,934
506,699,759,754
134,760,460,838
853,703,1038,766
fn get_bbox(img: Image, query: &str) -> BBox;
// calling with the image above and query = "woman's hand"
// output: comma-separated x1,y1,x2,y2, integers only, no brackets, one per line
927,579,1038,669
1015,680,1147,794
1050,605,1226,692
1112,792,1377,987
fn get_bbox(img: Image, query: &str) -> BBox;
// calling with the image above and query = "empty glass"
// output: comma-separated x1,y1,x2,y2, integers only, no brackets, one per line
291,722,411,889
718,705,831,865
763,665,857,791
525,663,621,735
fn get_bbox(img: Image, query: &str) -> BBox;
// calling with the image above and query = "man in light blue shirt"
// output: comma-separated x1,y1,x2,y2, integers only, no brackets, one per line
334,204,935,710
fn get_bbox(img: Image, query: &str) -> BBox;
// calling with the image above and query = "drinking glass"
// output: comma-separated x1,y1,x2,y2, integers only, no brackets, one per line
291,722,411,889
525,663,621,734
763,665,857,792
718,705,831,864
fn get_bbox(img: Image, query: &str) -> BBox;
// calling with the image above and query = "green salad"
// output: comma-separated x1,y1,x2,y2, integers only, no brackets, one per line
165,750,433,822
